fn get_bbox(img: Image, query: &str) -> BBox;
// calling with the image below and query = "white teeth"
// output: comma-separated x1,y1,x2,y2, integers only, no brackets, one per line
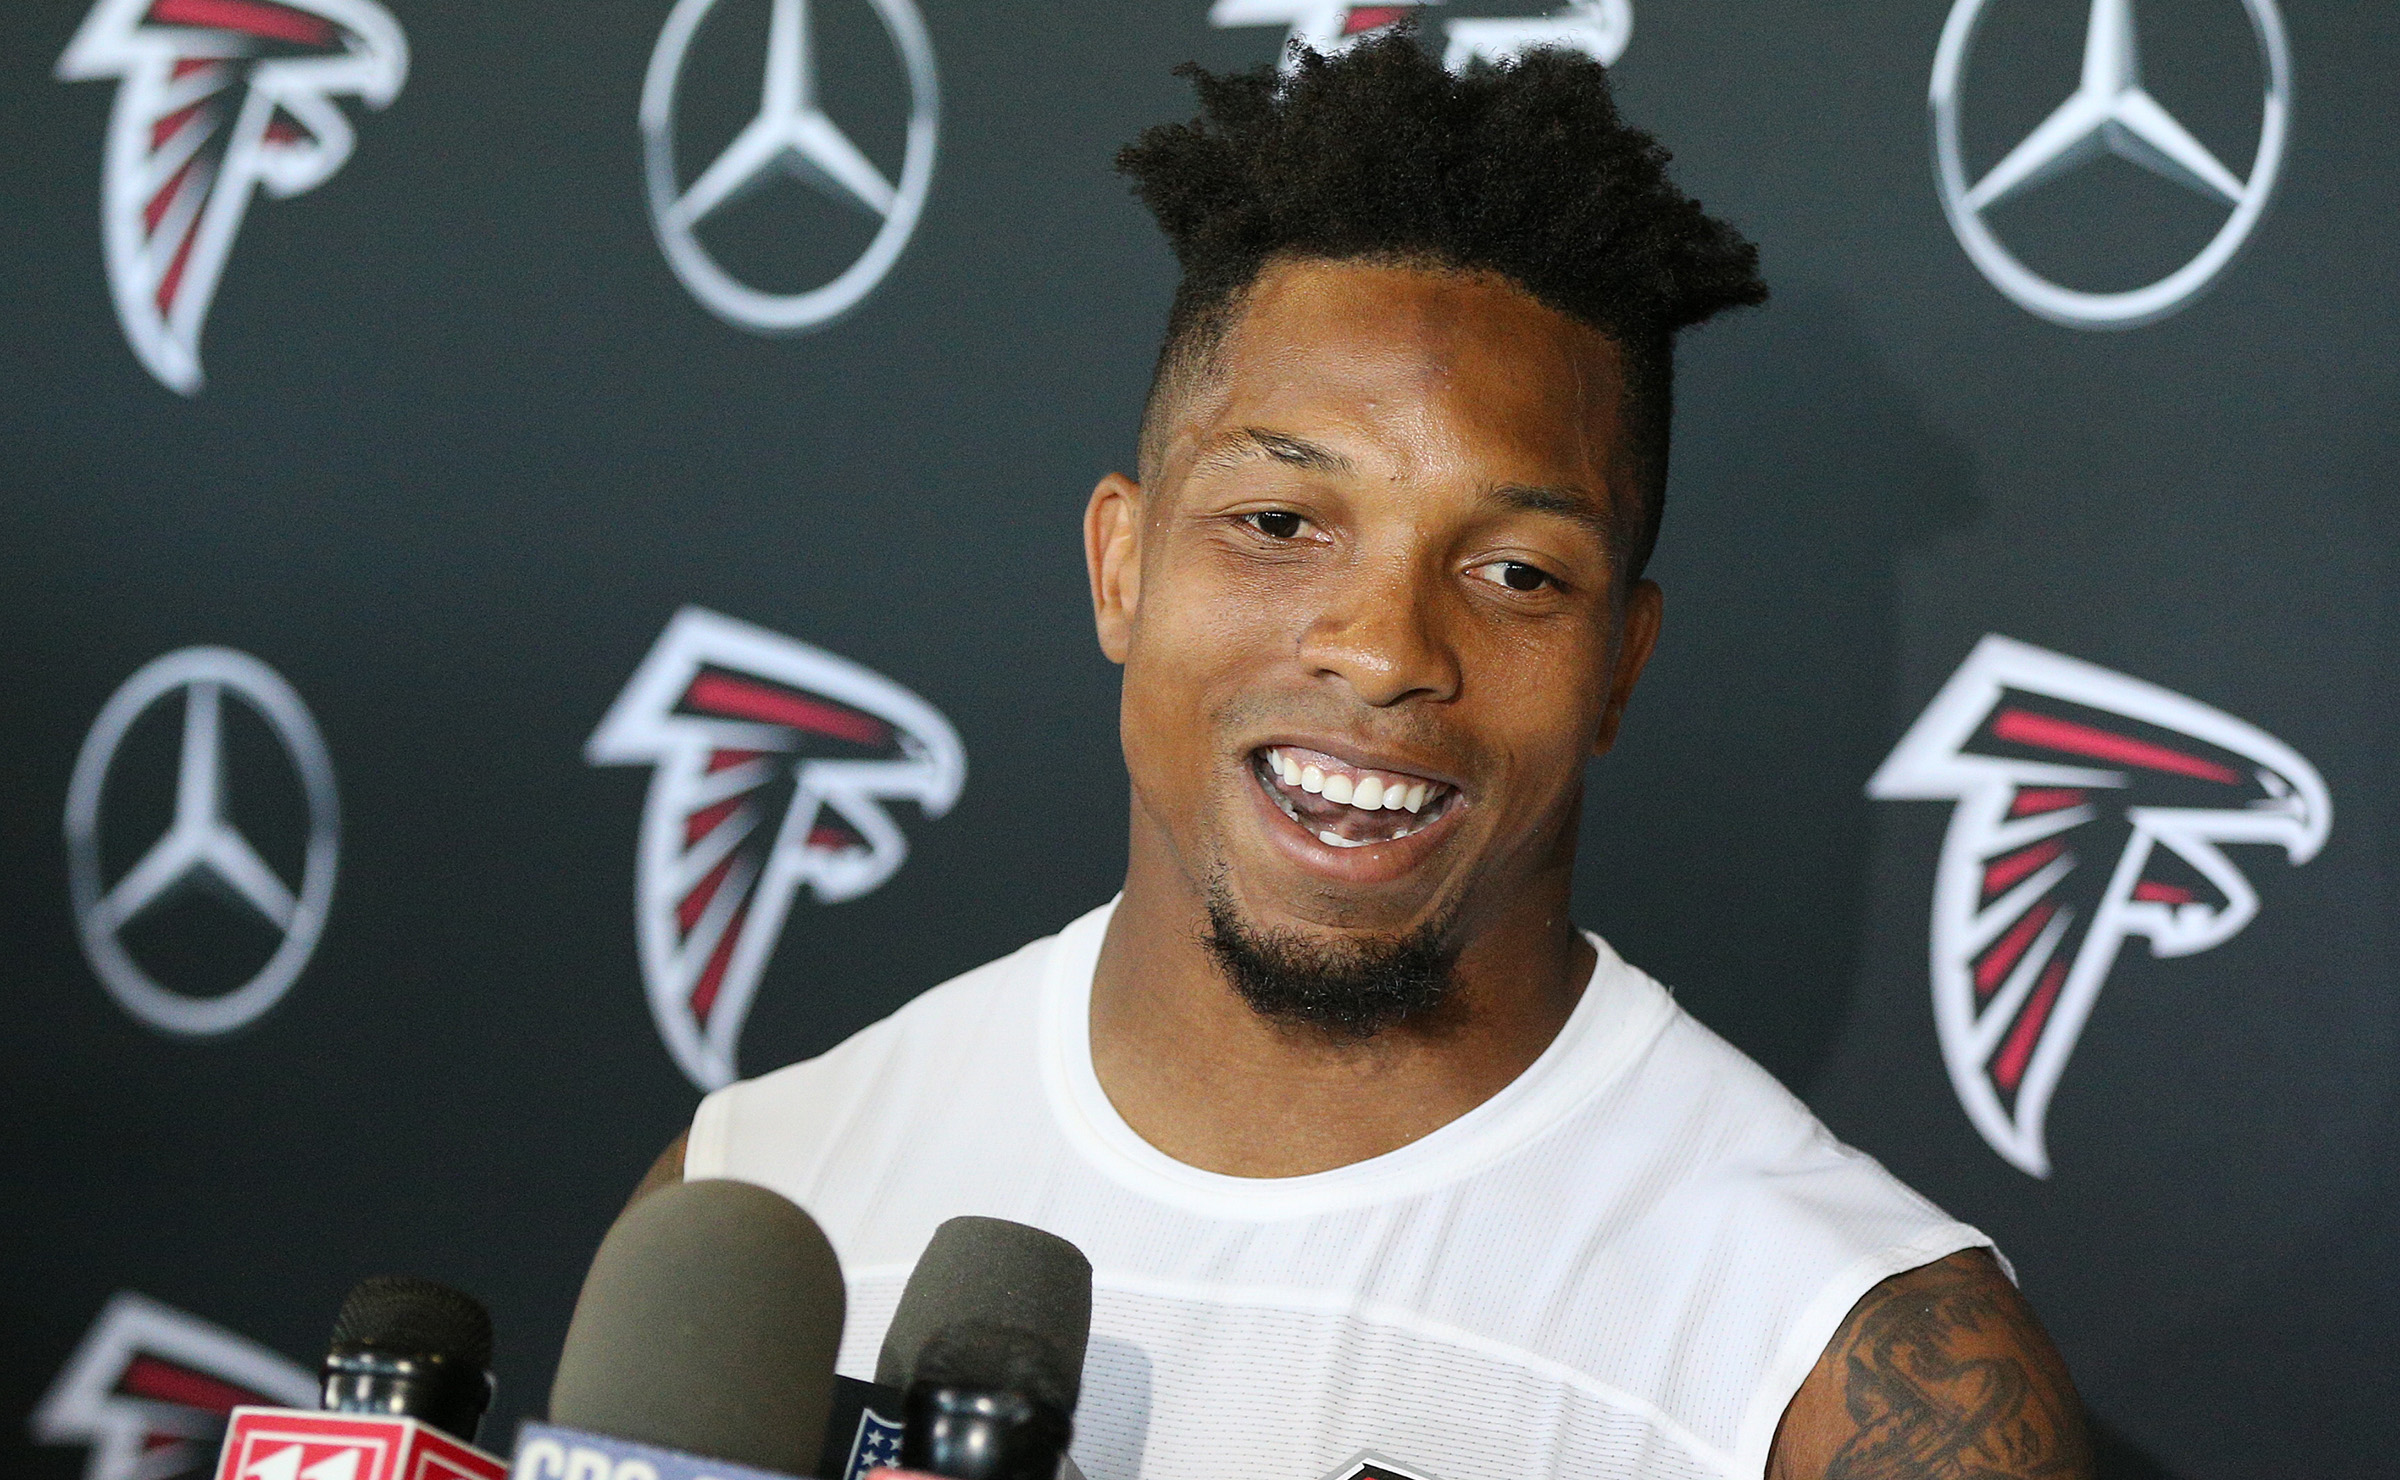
1262,750,1449,828
1318,828,1369,849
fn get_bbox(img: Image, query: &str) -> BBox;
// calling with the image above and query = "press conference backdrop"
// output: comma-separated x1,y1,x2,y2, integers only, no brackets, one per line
1,1,2390,1476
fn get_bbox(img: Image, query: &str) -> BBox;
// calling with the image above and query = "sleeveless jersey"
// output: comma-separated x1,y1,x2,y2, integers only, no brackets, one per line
687,901,1989,1480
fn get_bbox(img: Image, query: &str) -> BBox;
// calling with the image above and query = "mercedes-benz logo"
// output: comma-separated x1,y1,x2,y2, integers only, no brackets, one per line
641,0,939,334
1930,0,2291,329
64,648,339,1035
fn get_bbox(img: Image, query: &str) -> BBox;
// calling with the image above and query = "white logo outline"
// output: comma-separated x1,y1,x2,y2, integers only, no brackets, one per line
65,646,340,1036
1209,1,1630,73
641,0,940,334
1320,1454,1443,1480
587,607,965,1089
34,1291,317,1480
1930,0,2291,329
56,0,409,393
1869,635,2328,1176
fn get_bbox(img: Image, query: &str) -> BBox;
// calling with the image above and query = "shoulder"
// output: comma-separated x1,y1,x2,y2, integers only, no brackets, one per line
1768,1248,2095,1480
1559,946,2010,1467
1601,954,1962,1245
687,927,1059,1180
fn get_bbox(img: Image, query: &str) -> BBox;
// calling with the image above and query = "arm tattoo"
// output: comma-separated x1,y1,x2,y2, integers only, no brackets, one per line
1821,1255,2091,1480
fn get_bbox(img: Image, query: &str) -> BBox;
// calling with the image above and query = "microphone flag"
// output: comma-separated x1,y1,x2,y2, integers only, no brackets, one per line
214,1407,507,1480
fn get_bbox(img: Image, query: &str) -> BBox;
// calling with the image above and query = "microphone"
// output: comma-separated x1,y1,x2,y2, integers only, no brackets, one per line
214,1277,508,1480
877,1217,1092,1480
321,1276,496,1443
530,1178,846,1480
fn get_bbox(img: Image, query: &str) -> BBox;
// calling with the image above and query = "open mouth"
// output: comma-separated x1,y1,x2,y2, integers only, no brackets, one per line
1252,745,1459,849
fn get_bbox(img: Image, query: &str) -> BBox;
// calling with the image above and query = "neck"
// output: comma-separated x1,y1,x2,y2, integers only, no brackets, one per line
1088,826,1593,1178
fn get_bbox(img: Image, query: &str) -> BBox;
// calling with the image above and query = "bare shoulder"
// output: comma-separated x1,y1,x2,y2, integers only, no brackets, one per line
623,1129,688,1214
1767,1248,2094,1480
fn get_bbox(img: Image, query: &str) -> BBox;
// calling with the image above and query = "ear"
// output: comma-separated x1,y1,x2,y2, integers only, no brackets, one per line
1086,471,1145,665
1593,578,1662,757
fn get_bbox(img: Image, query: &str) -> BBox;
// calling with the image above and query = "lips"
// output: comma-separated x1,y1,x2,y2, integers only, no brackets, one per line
1252,745,1458,849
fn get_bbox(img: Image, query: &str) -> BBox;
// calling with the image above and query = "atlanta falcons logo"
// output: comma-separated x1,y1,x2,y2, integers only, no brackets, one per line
588,608,965,1090
33,1292,317,1480
56,0,408,394
1870,635,2328,1177
1210,2,1631,72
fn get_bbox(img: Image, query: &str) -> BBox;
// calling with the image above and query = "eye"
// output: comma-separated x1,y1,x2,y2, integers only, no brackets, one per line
1473,559,1555,593
1245,510,1305,539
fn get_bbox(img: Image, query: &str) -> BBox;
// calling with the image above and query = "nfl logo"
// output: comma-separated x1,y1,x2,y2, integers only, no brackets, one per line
841,1407,905,1480
1326,1456,1440,1480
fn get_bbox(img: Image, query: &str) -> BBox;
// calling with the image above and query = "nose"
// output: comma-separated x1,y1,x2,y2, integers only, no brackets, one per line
1293,556,1461,707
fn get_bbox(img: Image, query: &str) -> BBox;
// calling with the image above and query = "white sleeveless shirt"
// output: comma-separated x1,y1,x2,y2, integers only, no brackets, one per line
687,901,1988,1480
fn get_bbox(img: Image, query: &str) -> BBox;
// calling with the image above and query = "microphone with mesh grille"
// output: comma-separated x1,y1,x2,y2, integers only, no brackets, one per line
205,1277,508,1480
321,1275,496,1444
547,1178,846,1478
877,1216,1092,1480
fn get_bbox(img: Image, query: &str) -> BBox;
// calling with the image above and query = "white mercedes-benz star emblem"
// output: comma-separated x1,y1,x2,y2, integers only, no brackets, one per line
1930,0,2291,329
642,0,939,334
65,648,339,1036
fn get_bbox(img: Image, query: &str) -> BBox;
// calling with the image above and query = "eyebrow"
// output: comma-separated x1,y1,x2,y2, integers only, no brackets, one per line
1488,482,1616,540
1190,431,1617,541
1191,427,1356,477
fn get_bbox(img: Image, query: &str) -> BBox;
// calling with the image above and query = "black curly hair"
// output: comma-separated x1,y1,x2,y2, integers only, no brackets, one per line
1116,31,1766,576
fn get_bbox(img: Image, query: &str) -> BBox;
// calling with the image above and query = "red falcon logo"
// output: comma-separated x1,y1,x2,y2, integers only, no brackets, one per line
33,1292,317,1480
55,0,408,394
1870,635,2329,1176
1207,1,1435,68
587,608,966,1090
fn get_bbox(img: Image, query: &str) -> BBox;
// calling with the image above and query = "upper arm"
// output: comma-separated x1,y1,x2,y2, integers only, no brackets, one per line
1767,1248,2094,1480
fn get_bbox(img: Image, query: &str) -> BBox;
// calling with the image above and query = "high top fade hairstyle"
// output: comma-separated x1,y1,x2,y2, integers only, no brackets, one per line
1116,31,1767,579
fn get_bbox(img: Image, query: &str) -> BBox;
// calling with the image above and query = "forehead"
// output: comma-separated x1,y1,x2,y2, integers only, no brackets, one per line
1169,258,1630,488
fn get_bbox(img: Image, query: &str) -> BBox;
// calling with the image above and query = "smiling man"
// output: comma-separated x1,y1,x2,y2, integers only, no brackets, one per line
632,34,2092,1480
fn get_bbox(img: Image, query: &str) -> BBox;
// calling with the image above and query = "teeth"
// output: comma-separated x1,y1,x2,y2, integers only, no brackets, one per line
1259,749,1449,830
1318,829,1369,849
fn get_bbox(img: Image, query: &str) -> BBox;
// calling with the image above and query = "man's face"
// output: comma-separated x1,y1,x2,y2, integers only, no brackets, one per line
1089,258,1660,962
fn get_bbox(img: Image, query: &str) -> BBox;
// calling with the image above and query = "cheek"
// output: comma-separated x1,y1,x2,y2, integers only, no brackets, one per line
1470,626,1615,778
1134,548,1303,693
1119,559,1287,788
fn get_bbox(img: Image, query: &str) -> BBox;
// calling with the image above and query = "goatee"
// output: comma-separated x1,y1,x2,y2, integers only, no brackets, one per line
1202,878,1461,1040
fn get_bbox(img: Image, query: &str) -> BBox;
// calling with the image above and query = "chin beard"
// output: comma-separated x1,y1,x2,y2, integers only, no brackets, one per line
1203,878,1461,1041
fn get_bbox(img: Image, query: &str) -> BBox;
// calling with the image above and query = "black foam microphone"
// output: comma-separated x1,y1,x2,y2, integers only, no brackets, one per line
547,1178,846,1479
320,1276,496,1445
877,1217,1092,1480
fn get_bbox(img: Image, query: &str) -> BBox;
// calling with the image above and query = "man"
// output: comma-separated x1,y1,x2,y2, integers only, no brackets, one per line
620,35,2093,1480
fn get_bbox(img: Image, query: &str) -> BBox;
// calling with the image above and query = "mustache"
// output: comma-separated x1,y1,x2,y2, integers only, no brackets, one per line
1209,693,1485,770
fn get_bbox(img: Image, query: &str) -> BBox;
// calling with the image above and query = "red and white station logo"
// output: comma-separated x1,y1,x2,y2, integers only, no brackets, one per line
1870,635,2329,1177
34,1292,316,1480
218,1409,504,1480
588,608,965,1090
55,0,408,394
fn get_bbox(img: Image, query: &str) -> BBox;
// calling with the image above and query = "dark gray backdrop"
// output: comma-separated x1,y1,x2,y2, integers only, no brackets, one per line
3,2,2391,1477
